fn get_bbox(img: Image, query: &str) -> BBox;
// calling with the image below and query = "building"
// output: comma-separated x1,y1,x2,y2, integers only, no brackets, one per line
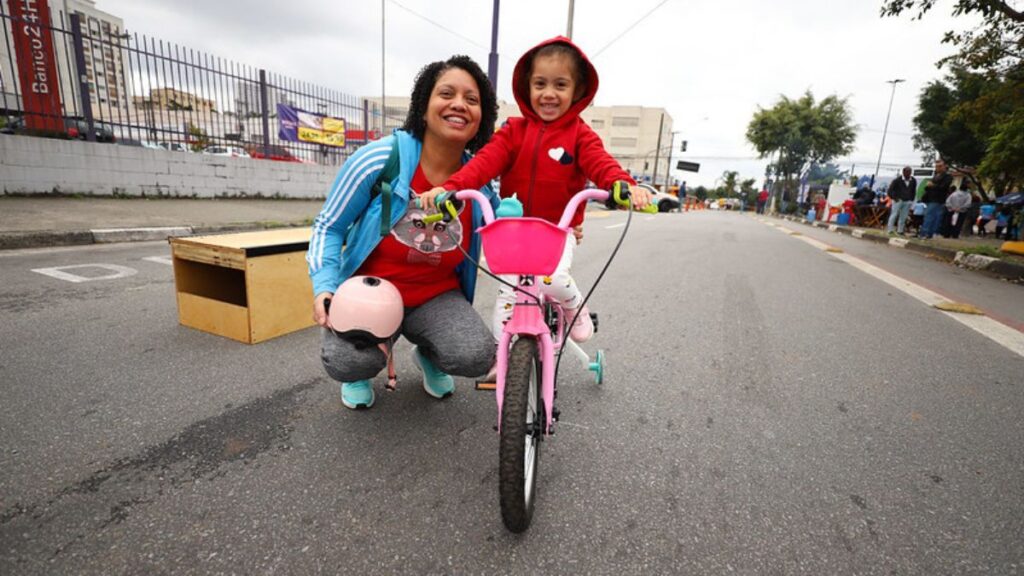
134,87,215,112
0,0,128,114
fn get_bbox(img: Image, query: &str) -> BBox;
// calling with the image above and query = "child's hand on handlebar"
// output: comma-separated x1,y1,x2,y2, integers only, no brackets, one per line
629,184,653,211
420,187,448,213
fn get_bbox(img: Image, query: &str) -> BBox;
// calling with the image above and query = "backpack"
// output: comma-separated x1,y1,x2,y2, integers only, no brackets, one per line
370,138,402,237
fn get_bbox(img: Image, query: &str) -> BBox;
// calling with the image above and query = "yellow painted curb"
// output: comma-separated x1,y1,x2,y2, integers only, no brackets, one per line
825,247,844,253
1000,241,1024,256
933,301,985,315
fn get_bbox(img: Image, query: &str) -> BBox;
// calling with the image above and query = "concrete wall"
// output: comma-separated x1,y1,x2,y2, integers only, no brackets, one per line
0,135,337,198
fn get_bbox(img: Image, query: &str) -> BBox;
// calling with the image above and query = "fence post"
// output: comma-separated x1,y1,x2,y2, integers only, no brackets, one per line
259,69,270,158
362,99,369,143
69,13,95,142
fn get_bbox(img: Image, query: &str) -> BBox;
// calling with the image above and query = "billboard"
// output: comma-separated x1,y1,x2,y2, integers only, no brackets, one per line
9,0,64,131
277,104,345,147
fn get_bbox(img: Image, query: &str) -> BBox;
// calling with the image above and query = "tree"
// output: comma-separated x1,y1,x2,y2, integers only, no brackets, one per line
806,162,845,186
719,170,739,197
187,122,210,152
880,1,1023,75
978,106,1024,193
694,186,708,201
746,91,858,208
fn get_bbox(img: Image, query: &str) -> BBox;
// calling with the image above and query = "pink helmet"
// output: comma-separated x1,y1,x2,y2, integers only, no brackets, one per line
328,276,403,345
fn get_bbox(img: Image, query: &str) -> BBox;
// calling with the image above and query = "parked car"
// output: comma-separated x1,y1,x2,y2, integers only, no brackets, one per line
117,138,162,150
245,144,303,163
604,182,680,212
203,145,250,158
158,141,190,152
1,116,115,142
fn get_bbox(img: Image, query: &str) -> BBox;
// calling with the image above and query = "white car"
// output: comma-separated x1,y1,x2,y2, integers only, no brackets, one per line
604,182,680,212
203,145,250,158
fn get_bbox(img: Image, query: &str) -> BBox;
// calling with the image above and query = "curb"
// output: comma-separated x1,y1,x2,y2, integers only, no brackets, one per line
0,220,310,251
773,214,1024,284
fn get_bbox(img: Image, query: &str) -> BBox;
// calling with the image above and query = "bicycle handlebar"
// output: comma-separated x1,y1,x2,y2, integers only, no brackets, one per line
422,181,652,227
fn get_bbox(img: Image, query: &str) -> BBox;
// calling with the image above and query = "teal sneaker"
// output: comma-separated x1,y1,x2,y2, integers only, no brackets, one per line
412,347,454,399
340,380,374,410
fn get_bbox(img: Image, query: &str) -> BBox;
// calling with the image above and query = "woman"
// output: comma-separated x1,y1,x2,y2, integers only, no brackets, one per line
306,55,498,410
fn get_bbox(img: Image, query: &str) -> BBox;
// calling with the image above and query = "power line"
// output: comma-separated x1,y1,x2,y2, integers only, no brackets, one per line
388,0,488,51
592,0,672,58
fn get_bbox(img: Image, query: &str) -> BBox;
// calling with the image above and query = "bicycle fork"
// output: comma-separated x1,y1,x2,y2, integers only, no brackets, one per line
494,282,557,435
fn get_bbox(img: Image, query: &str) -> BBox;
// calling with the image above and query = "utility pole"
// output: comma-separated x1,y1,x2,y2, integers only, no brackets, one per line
651,112,664,186
488,0,500,89
871,78,904,189
381,0,386,136
566,0,575,38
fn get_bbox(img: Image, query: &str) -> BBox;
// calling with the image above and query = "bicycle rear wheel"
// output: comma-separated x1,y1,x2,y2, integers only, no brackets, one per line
499,337,542,533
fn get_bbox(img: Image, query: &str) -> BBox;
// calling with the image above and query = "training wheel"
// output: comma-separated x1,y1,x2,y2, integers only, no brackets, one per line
588,349,605,385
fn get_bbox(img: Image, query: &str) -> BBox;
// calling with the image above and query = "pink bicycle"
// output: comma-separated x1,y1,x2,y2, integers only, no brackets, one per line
429,183,645,532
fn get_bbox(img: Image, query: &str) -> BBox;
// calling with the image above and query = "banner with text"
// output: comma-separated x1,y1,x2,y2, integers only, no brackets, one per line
9,0,64,131
277,104,345,147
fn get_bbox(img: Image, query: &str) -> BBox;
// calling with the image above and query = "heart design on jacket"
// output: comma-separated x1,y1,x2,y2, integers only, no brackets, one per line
547,147,574,165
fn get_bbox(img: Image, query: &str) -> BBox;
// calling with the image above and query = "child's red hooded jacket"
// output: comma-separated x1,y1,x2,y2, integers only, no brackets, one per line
441,36,635,227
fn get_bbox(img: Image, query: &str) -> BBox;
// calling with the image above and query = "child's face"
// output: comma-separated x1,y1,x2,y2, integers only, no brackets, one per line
528,54,581,122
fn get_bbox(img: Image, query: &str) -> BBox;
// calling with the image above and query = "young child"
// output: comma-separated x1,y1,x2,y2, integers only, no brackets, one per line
422,36,650,343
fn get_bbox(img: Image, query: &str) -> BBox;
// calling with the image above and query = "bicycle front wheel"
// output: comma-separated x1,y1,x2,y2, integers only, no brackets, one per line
499,337,542,533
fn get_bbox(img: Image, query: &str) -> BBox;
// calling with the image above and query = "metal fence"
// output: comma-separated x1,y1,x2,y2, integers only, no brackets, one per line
0,3,406,166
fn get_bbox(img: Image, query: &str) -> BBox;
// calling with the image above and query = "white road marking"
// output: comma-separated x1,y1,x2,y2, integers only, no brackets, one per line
143,256,173,265
31,264,138,283
765,221,1024,358
606,223,626,229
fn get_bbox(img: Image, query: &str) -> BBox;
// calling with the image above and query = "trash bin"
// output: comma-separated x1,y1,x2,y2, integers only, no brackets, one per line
836,213,850,225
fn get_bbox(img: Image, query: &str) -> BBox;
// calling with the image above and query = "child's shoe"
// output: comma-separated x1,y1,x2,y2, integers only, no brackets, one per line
412,347,455,399
340,380,374,409
569,305,594,342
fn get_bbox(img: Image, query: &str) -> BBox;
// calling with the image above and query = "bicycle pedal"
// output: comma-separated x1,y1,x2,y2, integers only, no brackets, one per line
475,380,496,391
590,311,599,333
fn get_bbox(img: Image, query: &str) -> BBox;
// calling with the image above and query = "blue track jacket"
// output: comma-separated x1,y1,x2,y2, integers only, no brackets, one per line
306,130,498,303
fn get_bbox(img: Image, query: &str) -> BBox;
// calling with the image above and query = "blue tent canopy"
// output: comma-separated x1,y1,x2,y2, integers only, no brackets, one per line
994,192,1023,205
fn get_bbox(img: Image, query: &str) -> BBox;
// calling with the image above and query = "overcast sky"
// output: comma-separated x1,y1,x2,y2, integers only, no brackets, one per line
98,0,971,188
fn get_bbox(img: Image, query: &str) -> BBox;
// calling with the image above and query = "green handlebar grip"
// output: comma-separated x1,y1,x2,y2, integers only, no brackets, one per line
612,181,630,206
422,212,444,224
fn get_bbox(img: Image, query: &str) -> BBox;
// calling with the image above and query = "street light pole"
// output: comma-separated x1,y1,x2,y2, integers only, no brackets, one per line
871,78,904,188
566,0,575,39
487,0,500,89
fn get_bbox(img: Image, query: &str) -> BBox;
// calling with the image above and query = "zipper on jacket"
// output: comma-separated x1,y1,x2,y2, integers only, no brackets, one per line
526,125,546,216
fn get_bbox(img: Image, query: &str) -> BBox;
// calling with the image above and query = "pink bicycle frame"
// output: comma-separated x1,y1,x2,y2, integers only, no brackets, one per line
452,188,611,433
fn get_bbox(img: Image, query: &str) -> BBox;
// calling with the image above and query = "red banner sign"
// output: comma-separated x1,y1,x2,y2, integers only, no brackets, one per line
9,0,64,131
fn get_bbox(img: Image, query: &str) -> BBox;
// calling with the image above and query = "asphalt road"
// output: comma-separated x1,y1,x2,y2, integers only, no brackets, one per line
1,210,1022,575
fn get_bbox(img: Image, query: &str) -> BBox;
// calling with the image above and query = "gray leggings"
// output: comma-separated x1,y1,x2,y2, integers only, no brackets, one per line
320,289,495,382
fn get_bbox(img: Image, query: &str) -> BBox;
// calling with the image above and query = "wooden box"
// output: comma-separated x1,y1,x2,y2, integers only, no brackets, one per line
169,228,314,344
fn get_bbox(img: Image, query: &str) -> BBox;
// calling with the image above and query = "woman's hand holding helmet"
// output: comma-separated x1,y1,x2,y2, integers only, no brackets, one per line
314,292,333,327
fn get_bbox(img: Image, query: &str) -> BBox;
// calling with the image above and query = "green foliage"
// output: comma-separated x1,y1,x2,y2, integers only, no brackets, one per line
807,162,845,185
694,186,708,201
746,91,857,204
880,0,1023,74
978,106,1024,189
719,170,739,197
187,122,210,152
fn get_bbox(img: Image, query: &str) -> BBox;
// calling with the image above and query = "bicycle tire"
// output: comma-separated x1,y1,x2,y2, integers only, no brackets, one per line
499,337,542,533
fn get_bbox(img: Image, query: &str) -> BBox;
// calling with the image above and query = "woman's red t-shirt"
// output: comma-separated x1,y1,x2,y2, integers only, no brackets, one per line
355,165,472,307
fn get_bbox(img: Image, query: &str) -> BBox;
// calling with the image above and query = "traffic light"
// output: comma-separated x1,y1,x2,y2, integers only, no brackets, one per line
680,140,688,152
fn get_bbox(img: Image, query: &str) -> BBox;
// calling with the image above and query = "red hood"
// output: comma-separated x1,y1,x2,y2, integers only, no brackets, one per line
511,36,599,128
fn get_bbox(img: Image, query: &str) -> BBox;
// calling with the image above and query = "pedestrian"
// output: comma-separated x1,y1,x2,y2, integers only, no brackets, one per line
424,36,651,349
918,158,953,239
677,181,687,212
977,201,996,237
944,184,971,238
886,166,917,235
307,55,499,410
756,188,769,214
961,191,981,237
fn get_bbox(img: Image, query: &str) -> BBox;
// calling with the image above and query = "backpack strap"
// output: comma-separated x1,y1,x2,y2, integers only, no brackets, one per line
371,138,402,237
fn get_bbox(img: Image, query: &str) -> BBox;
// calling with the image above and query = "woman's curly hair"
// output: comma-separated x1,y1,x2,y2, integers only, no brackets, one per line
401,55,497,154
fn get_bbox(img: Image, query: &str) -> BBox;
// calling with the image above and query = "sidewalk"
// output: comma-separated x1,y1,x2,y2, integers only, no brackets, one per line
770,212,1024,284
0,196,324,250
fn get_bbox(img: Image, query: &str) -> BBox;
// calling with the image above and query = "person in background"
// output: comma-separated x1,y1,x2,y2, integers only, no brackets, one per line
943,183,971,238
977,200,996,237
919,159,953,239
886,166,917,235
757,188,769,214
995,207,1011,239
962,190,981,237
